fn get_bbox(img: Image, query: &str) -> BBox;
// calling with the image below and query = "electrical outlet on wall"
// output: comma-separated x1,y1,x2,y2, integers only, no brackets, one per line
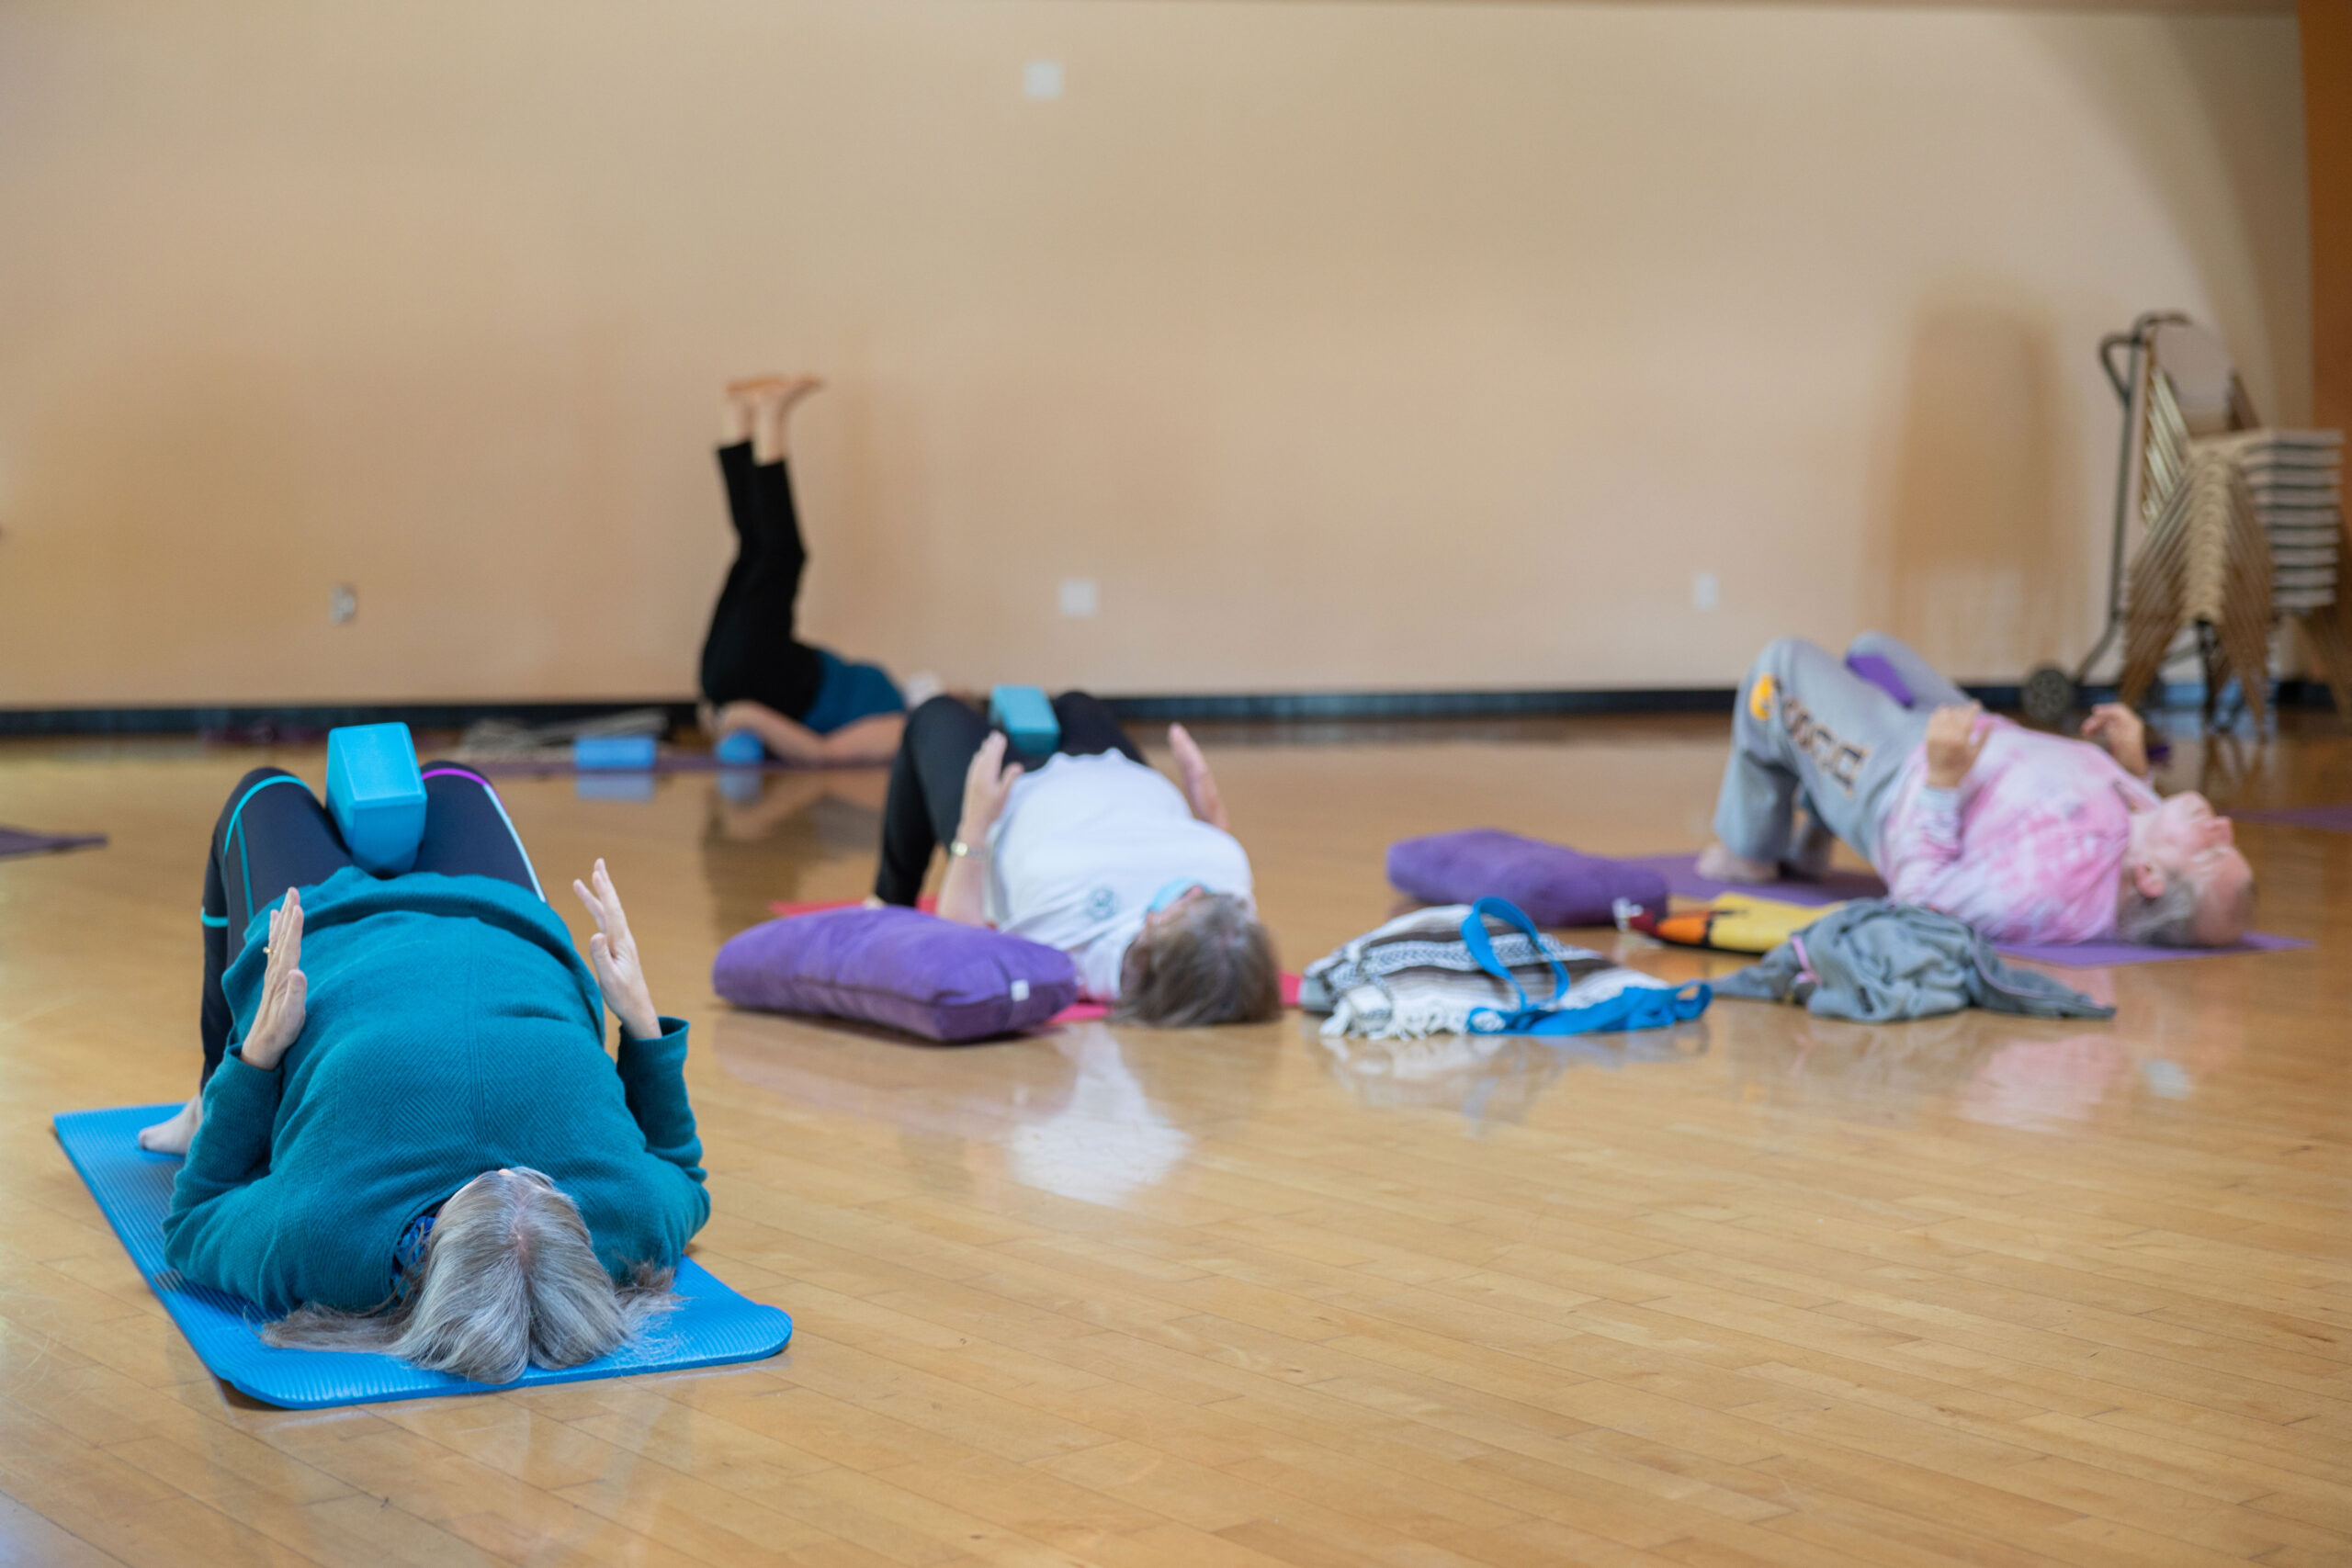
1691,571,1719,612
1058,577,1099,618
1023,60,1064,99
330,583,357,624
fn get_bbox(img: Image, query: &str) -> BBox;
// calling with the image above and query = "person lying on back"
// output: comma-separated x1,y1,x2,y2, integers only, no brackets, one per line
141,763,707,1385
872,692,1281,1026
1697,632,2254,946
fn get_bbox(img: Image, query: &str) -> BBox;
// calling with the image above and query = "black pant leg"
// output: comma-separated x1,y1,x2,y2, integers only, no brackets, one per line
203,768,352,1084
745,456,810,669
1052,692,1147,763
217,769,352,935
874,696,992,904
408,763,542,894
701,443,767,705
752,457,808,579
700,443,824,714
198,848,233,1085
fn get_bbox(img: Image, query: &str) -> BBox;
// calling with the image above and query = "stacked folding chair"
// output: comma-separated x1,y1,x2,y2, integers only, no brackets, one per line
2228,430,2345,615
2116,321,2352,724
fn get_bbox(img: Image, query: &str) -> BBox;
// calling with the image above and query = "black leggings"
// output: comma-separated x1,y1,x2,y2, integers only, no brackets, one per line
699,443,827,720
873,693,1144,906
198,763,540,1085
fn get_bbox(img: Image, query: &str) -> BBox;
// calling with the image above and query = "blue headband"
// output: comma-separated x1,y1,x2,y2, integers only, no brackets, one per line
1148,878,1205,914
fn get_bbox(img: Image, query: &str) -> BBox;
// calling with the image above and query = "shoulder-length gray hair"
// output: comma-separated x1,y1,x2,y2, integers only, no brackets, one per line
2115,874,2199,947
2116,868,2255,948
262,1168,678,1385
1114,892,1281,1028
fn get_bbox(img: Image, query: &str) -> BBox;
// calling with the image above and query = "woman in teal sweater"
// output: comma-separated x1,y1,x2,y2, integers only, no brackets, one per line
144,762,710,1385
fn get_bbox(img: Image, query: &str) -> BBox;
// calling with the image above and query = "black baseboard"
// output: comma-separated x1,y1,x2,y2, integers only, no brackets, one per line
1107,684,2054,722
1102,687,1740,723
0,701,698,739
2,678,2337,738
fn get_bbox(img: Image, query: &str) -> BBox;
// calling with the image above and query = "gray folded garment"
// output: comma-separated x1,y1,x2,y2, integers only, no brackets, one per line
1713,899,2114,1022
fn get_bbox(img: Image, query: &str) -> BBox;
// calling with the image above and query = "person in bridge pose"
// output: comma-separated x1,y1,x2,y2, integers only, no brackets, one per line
1698,632,2253,948
139,762,707,1385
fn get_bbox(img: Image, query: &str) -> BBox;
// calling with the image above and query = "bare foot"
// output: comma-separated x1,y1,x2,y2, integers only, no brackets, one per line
1696,841,1779,884
138,1094,202,1155
720,377,786,446
750,377,825,464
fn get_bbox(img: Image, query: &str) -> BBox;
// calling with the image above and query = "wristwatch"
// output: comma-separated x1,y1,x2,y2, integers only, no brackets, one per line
948,839,983,859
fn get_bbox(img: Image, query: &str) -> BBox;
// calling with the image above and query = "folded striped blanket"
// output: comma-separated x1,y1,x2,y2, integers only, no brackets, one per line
1301,904,1677,1040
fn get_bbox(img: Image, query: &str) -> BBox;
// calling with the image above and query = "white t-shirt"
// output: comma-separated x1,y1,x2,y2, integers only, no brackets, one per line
986,752,1254,1000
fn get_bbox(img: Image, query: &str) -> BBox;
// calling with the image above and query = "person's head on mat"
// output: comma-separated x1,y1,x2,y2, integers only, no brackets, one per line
1114,882,1283,1028
261,1166,675,1385
2118,790,2255,947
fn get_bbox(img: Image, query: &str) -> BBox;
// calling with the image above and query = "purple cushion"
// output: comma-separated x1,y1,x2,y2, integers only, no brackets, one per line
1385,829,1669,928
712,906,1080,1043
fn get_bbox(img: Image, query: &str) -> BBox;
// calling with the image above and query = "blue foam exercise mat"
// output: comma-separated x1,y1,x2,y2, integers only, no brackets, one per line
53,1105,793,1409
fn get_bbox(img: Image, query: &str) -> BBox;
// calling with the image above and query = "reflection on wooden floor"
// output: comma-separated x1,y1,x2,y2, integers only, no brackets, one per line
2,712,2346,1566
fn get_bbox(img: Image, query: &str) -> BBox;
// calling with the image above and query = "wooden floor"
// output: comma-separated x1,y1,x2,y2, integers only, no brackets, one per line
1,712,2347,1567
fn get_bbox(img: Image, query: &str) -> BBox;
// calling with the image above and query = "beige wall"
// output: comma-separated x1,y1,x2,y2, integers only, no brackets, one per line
0,1,2309,706
2305,0,2349,436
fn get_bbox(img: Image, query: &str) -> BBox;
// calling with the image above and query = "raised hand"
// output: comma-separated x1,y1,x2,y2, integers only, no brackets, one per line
1168,723,1229,831
242,888,309,1071
956,732,1023,842
573,859,661,1041
1924,703,1988,790
2082,703,2152,780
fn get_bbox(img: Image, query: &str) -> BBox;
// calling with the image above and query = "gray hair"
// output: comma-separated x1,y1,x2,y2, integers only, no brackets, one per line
1114,893,1281,1028
2115,873,2200,947
261,1168,678,1385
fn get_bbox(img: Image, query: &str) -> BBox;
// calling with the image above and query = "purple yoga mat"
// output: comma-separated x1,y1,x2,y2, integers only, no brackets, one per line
466,751,802,777
1995,931,2309,967
1625,853,1886,908
2234,803,2352,833
0,826,107,860
1630,853,2310,968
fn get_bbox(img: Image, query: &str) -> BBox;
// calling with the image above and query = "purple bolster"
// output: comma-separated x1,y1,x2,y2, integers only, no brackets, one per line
712,905,1080,1043
1385,829,1670,928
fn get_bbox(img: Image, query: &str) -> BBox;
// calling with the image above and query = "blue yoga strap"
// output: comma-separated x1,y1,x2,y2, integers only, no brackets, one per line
1457,896,1711,1037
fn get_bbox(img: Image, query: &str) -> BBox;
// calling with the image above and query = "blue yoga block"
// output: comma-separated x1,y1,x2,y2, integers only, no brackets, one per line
714,730,767,766
989,685,1060,755
325,723,426,875
574,735,659,771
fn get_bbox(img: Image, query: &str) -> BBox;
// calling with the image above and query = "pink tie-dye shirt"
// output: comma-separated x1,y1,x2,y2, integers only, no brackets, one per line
1876,716,2157,943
